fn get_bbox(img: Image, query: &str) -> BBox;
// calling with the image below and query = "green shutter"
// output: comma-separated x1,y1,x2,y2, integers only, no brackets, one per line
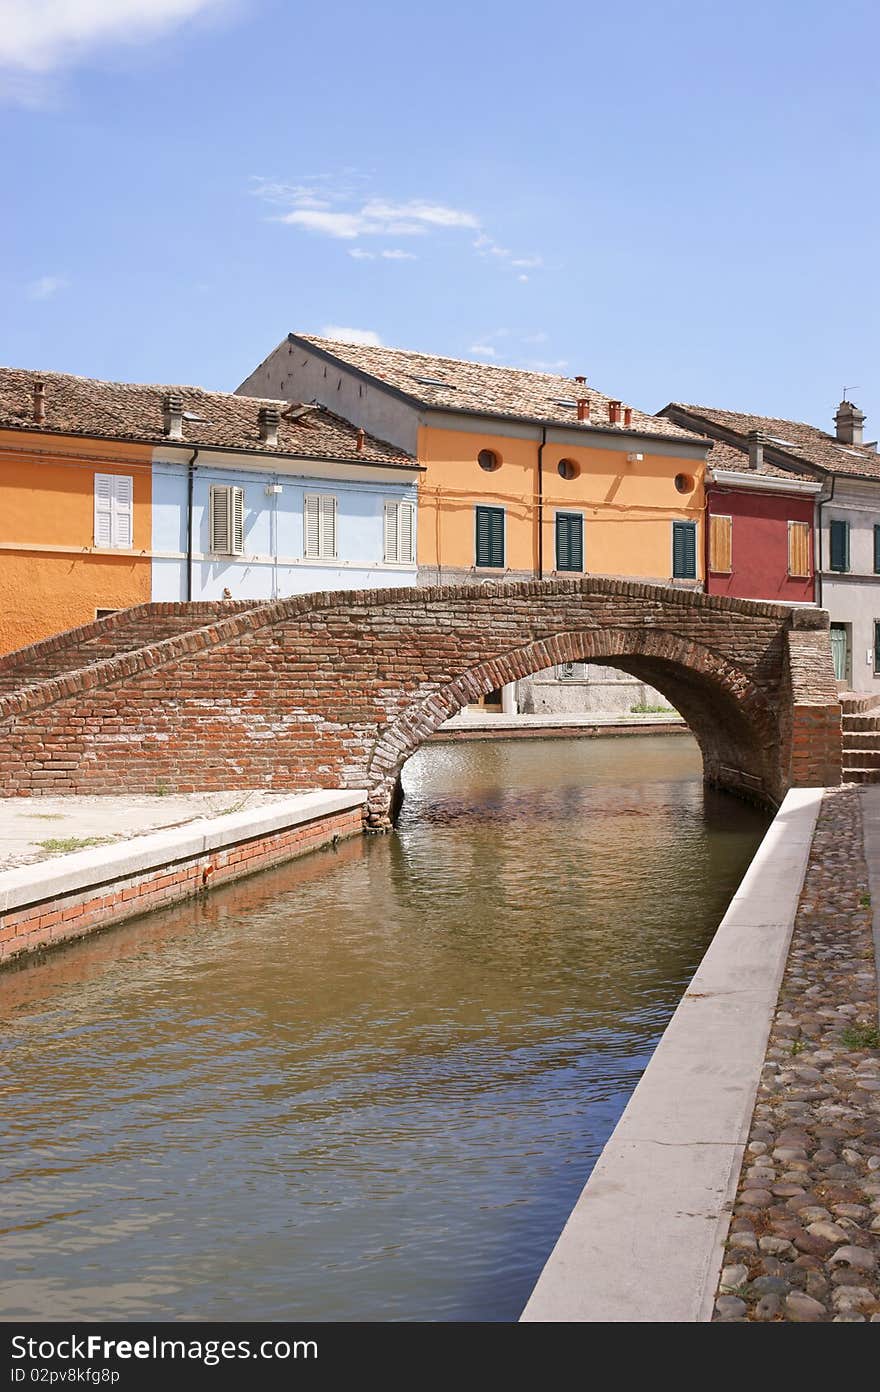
673,521,697,579
875,622,880,672
476,506,504,568
874,526,880,574
830,520,849,572
556,513,583,572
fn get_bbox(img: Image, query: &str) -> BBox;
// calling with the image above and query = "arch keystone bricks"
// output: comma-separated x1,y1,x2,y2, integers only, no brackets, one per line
0,578,840,826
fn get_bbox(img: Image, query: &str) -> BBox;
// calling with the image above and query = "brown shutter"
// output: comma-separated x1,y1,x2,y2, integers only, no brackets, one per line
709,514,732,573
788,521,811,578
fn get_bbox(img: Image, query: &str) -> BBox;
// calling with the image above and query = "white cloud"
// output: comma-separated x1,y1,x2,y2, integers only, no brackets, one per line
0,1,227,73
348,248,376,261
27,274,67,300
321,325,383,347
469,344,498,359
527,359,569,373
517,274,529,283
281,197,478,240
381,248,416,260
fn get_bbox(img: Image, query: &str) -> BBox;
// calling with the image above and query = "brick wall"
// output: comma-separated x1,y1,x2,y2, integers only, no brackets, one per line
0,577,841,823
0,804,363,967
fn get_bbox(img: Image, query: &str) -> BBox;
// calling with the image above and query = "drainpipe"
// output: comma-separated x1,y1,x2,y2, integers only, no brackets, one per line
185,449,199,602
537,426,547,579
816,473,834,611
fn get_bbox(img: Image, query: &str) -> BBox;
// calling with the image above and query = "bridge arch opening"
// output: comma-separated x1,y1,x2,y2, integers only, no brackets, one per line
367,628,780,830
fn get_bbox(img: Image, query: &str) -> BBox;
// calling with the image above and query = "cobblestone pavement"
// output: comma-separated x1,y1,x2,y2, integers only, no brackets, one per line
714,786,880,1322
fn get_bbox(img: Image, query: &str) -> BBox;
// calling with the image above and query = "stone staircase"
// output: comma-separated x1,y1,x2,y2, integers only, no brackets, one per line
840,692,880,784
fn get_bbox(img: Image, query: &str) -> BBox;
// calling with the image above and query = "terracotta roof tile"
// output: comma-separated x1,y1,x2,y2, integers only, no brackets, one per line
294,334,698,442
704,438,818,481
0,366,416,469
666,402,880,480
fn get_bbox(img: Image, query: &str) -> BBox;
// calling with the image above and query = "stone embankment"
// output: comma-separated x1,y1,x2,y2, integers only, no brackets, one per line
715,786,880,1322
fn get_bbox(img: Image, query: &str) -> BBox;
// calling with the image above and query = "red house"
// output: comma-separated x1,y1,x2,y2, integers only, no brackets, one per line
659,410,822,604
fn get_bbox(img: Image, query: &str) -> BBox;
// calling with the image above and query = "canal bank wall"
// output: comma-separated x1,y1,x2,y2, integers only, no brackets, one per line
0,791,365,968
522,786,825,1323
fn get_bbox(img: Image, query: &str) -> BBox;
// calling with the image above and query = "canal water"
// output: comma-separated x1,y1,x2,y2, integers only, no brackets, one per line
0,736,769,1322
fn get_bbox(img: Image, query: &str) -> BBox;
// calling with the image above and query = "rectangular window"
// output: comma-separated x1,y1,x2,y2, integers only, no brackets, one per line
475,506,505,568
94,473,133,549
95,608,119,620
874,526,880,575
303,493,337,560
672,521,697,579
829,519,850,572
209,485,245,556
555,512,584,572
383,500,416,564
787,521,811,578
709,514,732,573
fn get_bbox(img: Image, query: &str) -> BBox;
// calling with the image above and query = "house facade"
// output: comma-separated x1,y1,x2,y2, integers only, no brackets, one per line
0,368,419,654
661,398,880,691
239,335,711,713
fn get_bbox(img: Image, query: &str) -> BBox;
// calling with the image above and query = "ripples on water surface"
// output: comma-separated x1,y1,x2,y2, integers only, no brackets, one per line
0,736,769,1321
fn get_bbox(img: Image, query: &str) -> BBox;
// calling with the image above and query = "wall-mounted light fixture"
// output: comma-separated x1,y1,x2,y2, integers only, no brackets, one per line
265,483,283,496
626,452,644,463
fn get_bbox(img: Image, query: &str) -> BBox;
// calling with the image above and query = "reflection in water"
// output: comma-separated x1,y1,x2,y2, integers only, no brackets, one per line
0,736,768,1321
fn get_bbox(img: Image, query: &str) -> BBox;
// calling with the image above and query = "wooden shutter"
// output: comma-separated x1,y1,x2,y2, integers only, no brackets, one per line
875,622,880,673
829,519,849,572
788,521,811,578
672,521,697,578
113,475,133,548
304,494,336,559
320,495,336,558
95,473,133,548
476,506,504,568
384,500,416,564
556,513,583,572
709,514,732,573
874,525,880,574
94,473,114,547
209,485,244,555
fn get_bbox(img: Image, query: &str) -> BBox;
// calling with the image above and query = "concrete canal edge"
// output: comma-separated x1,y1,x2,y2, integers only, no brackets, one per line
0,790,366,968
521,785,825,1323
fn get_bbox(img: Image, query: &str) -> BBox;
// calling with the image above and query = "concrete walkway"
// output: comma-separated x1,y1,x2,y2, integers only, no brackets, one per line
0,790,304,870
440,710,684,732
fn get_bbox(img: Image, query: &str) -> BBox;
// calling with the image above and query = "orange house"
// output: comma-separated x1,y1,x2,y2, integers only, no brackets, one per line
0,371,152,653
238,335,710,589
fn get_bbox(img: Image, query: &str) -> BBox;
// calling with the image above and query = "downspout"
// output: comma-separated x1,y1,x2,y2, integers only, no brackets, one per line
816,473,834,611
703,474,711,593
185,448,199,602
537,426,547,579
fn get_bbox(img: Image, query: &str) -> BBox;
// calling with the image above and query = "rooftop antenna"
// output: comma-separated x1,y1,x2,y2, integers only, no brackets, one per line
842,385,861,402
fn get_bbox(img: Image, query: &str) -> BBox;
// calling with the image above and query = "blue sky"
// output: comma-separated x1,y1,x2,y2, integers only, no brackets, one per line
2,0,878,433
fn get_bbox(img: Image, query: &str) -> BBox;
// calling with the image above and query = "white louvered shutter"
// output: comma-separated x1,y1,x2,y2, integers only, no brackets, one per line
113,475,133,548
230,487,244,556
304,494,321,558
210,486,230,553
399,501,414,564
94,474,113,547
383,501,399,563
320,495,337,558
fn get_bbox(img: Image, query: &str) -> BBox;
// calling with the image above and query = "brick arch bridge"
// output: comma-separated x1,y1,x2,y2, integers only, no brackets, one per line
0,578,841,827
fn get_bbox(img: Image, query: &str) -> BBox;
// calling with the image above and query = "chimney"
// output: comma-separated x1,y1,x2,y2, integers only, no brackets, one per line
32,380,46,424
623,406,632,428
576,397,590,422
834,398,866,446
356,427,365,453
258,405,279,447
608,400,621,425
574,375,587,385
163,392,183,440
747,428,769,470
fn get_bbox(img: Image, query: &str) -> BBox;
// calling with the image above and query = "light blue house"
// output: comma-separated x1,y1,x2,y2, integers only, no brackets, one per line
149,389,421,602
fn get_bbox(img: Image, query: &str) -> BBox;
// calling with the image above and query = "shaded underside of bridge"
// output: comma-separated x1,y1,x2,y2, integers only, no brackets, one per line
0,577,841,826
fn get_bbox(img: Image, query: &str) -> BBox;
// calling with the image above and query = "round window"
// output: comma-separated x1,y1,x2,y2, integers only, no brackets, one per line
674,473,694,493
478,448,501,472
558,458,579,480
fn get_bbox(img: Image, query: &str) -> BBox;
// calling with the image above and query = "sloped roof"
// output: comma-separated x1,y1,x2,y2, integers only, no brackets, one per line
705,438,818,482
291,334,699,443
664,402,880,480
0,366,417,468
